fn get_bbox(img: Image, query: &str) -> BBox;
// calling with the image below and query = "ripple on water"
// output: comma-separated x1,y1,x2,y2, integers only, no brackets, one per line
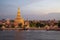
0,30,60,40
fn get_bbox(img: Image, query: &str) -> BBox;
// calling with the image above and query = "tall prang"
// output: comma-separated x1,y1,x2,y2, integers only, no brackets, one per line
15,8,24,27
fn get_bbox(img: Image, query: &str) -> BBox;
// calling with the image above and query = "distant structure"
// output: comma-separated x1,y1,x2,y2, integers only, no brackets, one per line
15,8,24,27
6,18,10,24
24,19,30,29
6,18,10,28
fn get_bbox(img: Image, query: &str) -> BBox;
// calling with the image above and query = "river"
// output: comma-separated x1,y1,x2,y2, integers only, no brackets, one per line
0,30,60,40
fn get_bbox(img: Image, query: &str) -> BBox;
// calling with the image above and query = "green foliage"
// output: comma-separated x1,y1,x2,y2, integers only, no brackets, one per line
0,24,3,28
29,21,36,27
29,21,46,28
30,23,36,27
10,20,14,22
36,22,45,28
58,21,60,28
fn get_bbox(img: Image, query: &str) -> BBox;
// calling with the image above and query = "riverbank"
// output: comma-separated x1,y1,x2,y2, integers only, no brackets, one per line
1,27,60,31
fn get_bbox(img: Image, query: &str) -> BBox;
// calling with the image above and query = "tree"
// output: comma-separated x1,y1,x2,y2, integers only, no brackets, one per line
29,21,36,27
58,21,60,28
36,22,45,28
18,23,22,28
0,24,3,28
11,24,15,28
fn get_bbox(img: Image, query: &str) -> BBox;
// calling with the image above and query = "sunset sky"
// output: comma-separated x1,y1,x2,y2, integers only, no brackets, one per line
0,0,60,20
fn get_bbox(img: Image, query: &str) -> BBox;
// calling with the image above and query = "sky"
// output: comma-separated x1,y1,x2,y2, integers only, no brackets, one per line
0,0,60,20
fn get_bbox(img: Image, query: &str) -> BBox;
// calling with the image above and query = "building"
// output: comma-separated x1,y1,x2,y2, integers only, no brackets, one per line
24,20,30,29
14,8,24,27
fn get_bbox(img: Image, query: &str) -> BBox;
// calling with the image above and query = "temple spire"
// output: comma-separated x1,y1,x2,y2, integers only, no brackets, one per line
17,7,21,18
15,7,24,27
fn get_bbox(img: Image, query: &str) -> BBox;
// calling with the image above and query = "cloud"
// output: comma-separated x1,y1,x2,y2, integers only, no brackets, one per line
21,0,60,15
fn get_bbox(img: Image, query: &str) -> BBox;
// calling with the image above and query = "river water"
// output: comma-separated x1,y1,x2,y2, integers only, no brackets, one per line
0,30,60,40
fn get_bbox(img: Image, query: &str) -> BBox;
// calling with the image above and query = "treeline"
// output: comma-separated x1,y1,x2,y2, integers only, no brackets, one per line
29,20,60,28
0,20,60,28
29,21,45,28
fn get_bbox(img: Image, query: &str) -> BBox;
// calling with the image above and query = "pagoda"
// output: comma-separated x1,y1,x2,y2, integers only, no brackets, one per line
15,8,24,27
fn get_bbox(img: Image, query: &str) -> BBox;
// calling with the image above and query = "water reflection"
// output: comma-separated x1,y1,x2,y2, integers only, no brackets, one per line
0,30,60,40
15,30,24,40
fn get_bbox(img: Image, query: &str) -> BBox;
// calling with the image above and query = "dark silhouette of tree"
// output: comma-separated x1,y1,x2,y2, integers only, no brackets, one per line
58,21,60,28
11,24,15,28
0,24,3,28
36,22,45,28
18,23,22,28
29,21,36,27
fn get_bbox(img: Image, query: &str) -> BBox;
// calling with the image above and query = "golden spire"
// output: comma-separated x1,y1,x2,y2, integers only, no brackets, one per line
16,7,21,18
15,7,24,27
